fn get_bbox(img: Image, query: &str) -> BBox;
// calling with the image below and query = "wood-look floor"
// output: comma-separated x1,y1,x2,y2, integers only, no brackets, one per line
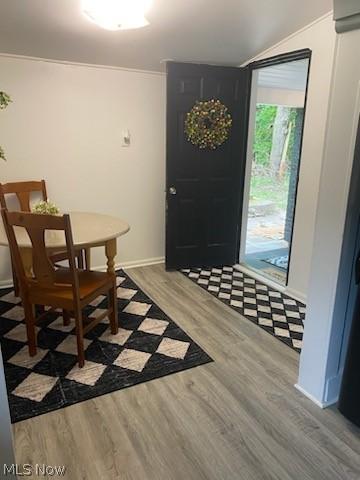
13,265,360,480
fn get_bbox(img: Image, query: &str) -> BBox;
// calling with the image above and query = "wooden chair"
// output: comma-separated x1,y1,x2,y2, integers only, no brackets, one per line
1,209,118,367
0,180,89,295
0,180,48,212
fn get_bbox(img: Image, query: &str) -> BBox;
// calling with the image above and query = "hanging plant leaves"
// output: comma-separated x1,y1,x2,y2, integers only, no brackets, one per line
0,91,12,161
0,91,11,110
0,145,6,162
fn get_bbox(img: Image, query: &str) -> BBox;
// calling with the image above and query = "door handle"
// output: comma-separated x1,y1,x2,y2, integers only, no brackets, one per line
169,186,177,195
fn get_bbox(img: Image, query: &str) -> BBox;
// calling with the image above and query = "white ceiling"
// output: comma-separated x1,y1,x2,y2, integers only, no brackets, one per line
0,0,333,72
258,59,310,91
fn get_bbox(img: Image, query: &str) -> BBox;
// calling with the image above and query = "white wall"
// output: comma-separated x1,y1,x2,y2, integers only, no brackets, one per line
257,87,305,108
0,56,166,285
297,27,360,406
244,13,336,301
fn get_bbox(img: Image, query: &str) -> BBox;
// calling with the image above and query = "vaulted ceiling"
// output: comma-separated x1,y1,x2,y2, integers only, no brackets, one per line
0,0,333,72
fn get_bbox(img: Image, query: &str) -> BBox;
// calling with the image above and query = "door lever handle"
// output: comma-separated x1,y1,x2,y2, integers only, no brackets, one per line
169,186,177,195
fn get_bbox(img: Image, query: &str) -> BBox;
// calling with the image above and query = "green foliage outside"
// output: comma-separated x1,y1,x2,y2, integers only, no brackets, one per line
250,174,289,210
250,104,299,210
252,105,277,168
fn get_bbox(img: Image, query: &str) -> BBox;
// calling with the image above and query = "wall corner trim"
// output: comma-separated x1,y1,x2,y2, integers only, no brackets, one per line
0,52,166,77
294,383,338,408
284,288,307,304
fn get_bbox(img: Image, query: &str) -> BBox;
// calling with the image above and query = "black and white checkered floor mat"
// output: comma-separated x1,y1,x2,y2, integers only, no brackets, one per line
181,266,305,353
0,270,212,423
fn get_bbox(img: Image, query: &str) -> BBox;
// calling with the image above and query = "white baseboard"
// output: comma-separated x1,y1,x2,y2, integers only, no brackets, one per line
294,383,337,409
122,256,165,270
0,279,13,289
285,288,307,304
93,256,165,271
0,257,165,289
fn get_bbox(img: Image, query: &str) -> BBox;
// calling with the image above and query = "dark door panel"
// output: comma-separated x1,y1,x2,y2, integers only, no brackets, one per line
166,62,249,269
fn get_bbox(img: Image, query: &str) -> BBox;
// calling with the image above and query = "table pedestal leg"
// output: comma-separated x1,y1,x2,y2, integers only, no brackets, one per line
105,239,117,275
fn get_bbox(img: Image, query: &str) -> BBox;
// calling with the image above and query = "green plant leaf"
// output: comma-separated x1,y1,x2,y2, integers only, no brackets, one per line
0,91,12,161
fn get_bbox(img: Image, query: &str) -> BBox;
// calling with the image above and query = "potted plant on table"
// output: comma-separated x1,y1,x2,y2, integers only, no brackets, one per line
32,200,60,215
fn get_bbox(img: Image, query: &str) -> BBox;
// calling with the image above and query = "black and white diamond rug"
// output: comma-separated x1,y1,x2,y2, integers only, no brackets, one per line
0,270,212,423
181,266,305,353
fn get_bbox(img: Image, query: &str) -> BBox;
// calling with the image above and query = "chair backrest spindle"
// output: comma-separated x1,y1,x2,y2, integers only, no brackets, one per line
0,210,78,294
0,180,48,211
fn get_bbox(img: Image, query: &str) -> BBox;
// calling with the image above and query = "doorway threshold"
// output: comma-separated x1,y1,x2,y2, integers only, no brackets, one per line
235,263,286,291
234,263,304,304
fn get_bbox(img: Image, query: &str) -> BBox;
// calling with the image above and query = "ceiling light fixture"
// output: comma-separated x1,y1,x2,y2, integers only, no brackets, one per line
82,0,152,31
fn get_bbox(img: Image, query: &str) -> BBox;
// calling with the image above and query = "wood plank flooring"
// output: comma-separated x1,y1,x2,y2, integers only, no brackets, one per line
12,265,360,479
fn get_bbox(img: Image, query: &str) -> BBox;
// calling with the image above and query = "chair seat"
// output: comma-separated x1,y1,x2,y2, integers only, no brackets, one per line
1,209,118,367
29,268,114,305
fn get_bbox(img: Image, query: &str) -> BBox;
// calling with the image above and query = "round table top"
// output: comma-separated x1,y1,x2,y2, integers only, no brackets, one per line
0,211,130,249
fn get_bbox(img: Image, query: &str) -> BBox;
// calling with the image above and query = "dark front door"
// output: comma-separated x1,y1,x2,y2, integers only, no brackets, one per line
166,62,249,269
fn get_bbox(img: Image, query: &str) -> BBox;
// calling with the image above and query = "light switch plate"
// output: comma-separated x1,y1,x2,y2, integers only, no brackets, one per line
122,130,131,147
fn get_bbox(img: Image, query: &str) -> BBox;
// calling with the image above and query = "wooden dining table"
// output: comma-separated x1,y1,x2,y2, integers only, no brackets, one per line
0,211,130,276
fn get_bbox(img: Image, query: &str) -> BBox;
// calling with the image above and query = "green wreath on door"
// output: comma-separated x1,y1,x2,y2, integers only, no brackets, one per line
185,99,232,150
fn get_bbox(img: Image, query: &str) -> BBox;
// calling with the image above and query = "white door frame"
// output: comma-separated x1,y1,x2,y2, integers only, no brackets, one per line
239,70,259,263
